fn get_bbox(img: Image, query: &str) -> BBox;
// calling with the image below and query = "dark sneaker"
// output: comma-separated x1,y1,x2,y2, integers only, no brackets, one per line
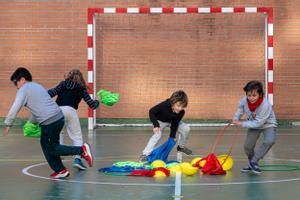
139,154,148,163
73,158,87,170
81,143,94,167
248,161,262,175
50,168,70,179
241,166,251,173
177,146,193,155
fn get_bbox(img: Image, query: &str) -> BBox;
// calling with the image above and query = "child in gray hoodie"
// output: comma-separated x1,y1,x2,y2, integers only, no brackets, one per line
233,80,277,174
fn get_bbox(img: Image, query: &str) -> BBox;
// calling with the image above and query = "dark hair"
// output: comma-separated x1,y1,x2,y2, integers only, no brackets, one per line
10,67,32,84
169,90,188,107
243,80,264,97
65,69,88,89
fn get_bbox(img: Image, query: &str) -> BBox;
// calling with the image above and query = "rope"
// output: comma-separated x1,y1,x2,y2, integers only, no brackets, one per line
211,123,238,167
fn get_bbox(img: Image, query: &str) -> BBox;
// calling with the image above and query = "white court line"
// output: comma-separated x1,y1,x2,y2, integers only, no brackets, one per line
22,162,171,186
22,157,300,187
174,152,183,199
174,172,182,200
85,133,300,137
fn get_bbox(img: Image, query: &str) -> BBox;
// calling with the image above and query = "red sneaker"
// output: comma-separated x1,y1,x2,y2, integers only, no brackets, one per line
81,143,94,167
50,168,70,179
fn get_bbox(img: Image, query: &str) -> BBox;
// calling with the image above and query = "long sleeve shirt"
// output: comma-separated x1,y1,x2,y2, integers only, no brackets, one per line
233,96,277,129
48,80,99,110
5,82,63,126
149,99,185,137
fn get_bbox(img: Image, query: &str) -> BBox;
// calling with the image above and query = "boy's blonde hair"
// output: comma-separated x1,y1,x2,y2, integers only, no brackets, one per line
65,69,88,89
169,90,188,108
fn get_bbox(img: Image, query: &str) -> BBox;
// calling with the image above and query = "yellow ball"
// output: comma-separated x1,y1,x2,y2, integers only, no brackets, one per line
191,157,201,166
190,157,206,168
154,170,167,177
168,165,182,175
150,160,166,169
218,155,234,171
180,162,198,176
180,162,191,168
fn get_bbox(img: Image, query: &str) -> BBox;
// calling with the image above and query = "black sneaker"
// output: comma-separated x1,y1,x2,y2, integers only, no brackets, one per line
241,166,251,173
177,146,193,155
248,161,262,175
139,154,148,163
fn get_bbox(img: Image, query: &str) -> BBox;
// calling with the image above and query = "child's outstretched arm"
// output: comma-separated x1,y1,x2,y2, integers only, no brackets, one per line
48,81,63,98
233,99,245,122
4,88,27,135
241,104,272,128
82,89,99,110
169,111,184,138
4,88,27,127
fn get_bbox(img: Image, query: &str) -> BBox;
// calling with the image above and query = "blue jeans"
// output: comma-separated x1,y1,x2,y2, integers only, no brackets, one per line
40,117,82,172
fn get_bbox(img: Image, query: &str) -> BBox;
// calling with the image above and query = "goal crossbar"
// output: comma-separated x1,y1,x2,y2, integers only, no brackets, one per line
87,7,274,129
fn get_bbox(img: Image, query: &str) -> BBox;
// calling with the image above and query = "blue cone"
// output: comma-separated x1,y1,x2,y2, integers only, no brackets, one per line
147,137,176,163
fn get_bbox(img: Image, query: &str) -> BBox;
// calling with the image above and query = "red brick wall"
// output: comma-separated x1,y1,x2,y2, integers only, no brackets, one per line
0,1,299,120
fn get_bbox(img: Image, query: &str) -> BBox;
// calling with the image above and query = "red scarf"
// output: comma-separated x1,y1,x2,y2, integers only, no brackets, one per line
247,97,264,112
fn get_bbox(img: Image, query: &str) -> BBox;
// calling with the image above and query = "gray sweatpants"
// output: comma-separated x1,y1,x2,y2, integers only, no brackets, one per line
59,106,84,160
244,127,276,163
142,120,190,155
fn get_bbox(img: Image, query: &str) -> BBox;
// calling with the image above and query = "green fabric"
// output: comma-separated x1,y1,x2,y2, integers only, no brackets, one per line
97,89,120,106
166,162,179,169
112,161,151,170
112,161,144,168
23,121,41,138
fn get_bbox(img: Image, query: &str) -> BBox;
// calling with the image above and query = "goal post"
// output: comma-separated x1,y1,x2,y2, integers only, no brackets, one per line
87,7,274,130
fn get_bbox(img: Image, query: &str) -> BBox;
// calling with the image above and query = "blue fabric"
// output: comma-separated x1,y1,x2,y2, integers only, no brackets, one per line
99,165,146,173
147,137,176,163
99,166,135,173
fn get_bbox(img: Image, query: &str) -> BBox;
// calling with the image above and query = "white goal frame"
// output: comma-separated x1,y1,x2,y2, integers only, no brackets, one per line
87,7,274,130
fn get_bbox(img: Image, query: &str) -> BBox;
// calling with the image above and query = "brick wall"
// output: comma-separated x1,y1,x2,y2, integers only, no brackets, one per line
0,1,300,120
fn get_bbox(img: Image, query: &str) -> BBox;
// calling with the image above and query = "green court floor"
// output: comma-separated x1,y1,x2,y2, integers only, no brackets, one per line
0,126,299,200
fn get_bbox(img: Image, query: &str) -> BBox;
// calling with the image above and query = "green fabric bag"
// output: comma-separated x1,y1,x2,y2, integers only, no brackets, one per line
23,121,41,138
97,89,120,106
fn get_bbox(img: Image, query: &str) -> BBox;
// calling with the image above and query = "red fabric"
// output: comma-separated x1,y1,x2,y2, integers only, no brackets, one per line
193,158,205,168
128,167,170,177
129,169,155,177
247,97,264,112
201,153,226,175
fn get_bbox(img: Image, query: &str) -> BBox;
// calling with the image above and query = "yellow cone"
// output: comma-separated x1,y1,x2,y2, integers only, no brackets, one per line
190,157,206,168
150,160,166,169
154,170,167,177
218,154,234,171
180,162,198,176
191,157,201,166
168,165,182,175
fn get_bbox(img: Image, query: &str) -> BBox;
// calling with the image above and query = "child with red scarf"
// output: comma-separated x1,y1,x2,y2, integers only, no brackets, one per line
233,80,277,175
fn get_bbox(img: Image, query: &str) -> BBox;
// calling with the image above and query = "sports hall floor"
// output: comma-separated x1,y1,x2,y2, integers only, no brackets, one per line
0,126,299,200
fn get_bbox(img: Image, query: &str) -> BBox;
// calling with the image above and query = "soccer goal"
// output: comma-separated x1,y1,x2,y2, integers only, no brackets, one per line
87,7,273,130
